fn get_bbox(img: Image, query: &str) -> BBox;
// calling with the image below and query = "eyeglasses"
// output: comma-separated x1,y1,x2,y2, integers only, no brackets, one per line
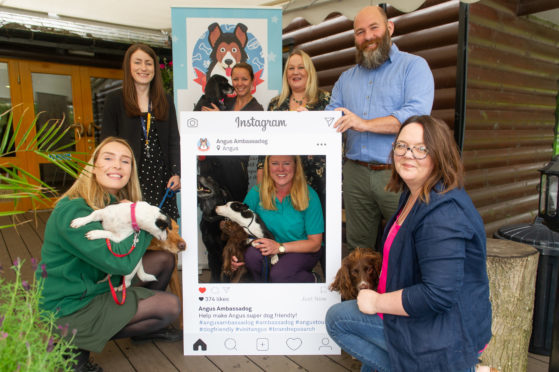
393,142,429,160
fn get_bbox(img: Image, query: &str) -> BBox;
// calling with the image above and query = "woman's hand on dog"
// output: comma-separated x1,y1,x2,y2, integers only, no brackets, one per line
167,175,180,191
231,255,245,272
252,238,279,256
201,103,220,111
357,289,380,315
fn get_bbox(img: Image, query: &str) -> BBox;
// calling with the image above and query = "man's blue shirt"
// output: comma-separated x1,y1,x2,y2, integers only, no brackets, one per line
326,44,434,164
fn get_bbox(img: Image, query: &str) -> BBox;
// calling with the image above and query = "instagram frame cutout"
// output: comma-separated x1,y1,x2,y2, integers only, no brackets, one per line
181,111,342,355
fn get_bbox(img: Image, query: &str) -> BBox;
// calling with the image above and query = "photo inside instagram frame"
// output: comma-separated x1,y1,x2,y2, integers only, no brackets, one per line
197,154,327,284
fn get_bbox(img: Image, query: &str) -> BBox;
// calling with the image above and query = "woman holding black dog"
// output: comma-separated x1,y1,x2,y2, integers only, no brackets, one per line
232,155,324,283
325,116,492,371
38,137,180,372
198,62,264,200
102,43,180,220
200,62,264,112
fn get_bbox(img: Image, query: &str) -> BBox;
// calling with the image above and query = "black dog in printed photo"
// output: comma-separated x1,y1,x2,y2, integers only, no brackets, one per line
206,22,248,80
193,74,234,111
197,175,231,282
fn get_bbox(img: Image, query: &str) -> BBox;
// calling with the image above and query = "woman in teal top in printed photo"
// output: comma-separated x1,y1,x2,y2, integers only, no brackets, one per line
232,155,324,283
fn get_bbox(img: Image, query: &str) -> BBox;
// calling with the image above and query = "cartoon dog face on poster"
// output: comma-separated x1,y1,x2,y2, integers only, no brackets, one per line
192,22,265,95
172,8,282,115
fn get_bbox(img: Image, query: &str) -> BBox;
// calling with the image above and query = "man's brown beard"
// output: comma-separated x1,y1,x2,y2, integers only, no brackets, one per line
355,30,391,69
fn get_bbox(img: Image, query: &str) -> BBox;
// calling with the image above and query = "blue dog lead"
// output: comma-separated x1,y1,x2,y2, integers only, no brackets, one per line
248,235,270,283
159,182,176,209
261,256,270,283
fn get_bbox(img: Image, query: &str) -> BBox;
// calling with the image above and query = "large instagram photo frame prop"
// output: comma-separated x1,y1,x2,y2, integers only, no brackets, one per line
181,111,342,355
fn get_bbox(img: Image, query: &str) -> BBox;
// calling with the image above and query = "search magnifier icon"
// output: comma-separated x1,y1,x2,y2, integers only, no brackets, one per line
224,337,237,350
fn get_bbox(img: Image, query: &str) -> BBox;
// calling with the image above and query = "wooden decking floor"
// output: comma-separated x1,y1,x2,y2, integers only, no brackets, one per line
0,210,362,372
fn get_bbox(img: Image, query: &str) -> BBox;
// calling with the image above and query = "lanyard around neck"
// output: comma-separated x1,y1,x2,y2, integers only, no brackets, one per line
140,102,152,145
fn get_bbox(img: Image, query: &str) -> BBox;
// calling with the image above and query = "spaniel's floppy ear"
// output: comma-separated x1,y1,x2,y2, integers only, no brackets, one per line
330,256,358,300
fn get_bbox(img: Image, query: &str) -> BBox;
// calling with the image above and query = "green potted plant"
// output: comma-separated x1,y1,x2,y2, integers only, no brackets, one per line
0,106,87,370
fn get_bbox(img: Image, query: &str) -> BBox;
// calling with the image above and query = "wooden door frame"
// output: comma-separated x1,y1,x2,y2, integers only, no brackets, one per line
0,58,122,211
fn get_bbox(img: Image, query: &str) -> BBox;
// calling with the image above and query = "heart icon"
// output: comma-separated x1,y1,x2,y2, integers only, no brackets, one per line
286,338,302,350
199,297,204,301
199,287,206,293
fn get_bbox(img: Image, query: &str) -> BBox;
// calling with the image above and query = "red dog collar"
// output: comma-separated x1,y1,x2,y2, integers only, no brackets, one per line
130,202,140,233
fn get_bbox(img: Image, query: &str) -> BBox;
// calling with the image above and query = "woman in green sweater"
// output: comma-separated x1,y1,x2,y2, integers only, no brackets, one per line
38,137,181,372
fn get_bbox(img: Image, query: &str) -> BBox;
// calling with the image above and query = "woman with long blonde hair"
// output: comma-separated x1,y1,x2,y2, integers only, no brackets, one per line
232,155,324,283
260,50,330,210
38,137,181,371
268,49,330,111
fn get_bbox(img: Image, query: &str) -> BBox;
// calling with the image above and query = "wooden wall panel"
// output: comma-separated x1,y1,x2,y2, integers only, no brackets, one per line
465,0,559,236
281,0,559,237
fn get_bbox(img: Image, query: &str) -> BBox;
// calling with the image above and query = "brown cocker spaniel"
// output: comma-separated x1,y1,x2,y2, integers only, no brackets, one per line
330,247,382,300
220,219,250,283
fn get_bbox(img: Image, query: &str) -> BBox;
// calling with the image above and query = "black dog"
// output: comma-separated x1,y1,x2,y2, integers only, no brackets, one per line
194,74,234,111
197,175,230,282
206,22,248,79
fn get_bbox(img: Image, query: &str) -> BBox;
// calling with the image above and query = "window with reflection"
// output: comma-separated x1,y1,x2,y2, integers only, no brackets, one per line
0,63,15,156
32,73,75,193
32,73,75,151
90,78,122,146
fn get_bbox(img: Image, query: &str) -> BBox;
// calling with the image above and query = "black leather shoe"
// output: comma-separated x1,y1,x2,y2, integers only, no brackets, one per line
131,327,183,343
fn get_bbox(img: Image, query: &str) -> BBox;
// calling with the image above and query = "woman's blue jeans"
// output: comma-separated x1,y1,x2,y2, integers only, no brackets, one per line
325,300,478,372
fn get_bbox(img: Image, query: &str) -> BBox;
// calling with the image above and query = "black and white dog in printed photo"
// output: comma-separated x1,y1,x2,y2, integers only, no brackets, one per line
215,201,278,281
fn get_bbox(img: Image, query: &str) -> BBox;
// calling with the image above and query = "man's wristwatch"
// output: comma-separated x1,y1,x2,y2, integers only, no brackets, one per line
279,244,286,254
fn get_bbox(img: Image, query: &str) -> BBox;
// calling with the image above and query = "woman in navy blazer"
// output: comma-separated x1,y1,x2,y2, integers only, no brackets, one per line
326,115,492,372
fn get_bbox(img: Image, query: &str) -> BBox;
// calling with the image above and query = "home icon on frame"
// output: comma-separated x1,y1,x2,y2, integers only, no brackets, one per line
193,339,207,351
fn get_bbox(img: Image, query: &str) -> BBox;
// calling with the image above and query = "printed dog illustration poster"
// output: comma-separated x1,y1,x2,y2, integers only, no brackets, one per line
171,7,282,115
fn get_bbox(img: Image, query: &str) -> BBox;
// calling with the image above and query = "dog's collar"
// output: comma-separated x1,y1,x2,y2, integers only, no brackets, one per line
130,202,140,233
243,214,258,238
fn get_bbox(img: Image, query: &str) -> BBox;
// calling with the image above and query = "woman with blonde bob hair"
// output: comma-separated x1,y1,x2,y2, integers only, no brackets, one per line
38,137,181,371
232,155,324,283
326,116,491,371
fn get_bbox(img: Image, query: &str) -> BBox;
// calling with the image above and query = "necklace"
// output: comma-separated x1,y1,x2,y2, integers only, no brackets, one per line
291,96,305,106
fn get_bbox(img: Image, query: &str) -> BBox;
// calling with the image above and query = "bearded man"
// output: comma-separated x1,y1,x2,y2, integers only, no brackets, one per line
327,6,434,251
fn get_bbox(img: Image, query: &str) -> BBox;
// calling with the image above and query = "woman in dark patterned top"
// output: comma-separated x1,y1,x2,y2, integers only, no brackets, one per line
102,43,180,220
261,50,330,210
267,49,330,112
201,62,264,112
